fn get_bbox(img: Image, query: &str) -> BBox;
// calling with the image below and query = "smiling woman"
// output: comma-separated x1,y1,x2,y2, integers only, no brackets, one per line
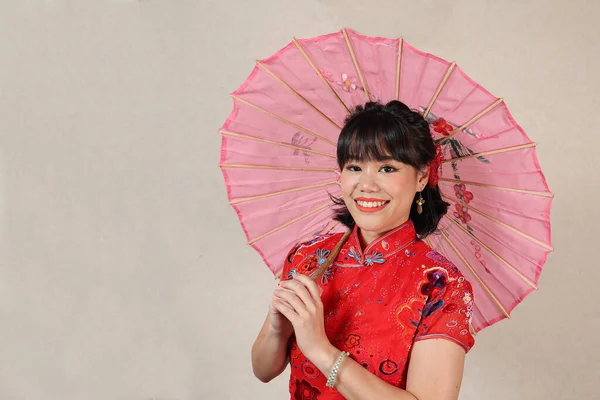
251,100,475,400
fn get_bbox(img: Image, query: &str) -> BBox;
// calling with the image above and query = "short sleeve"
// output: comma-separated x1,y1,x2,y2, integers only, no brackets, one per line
414,272,475,353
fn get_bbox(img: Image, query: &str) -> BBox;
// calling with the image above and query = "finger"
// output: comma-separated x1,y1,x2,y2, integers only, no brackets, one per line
273,298,299,325
279,279,317,311
274,288,309,317
292,274,323,305
271,292,293,309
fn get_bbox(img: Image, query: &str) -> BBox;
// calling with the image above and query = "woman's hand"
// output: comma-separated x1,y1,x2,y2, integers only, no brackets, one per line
272,275,335,364
267,282,294,336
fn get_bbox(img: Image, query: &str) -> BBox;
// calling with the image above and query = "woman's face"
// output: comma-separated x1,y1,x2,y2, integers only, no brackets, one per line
340,157,429,247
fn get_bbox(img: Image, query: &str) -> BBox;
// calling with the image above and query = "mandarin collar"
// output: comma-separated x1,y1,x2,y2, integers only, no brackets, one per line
345,220,417,265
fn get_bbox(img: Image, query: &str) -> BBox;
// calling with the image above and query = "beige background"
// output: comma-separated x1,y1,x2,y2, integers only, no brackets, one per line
0,0,598,399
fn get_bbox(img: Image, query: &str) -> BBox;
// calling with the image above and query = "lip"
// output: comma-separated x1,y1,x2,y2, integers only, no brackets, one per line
354,198,389,213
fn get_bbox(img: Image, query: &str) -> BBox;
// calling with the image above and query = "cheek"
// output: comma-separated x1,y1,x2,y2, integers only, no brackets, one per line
340,182,352,198
339,174,357,199
381,174,418,195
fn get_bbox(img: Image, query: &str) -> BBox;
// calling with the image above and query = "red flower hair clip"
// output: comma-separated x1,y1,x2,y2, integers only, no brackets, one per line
428,145,443,187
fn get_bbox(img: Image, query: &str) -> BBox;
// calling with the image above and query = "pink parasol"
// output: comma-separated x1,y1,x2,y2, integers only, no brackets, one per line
219,28,553,332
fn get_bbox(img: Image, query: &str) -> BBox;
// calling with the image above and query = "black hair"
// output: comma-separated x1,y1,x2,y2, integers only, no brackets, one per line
332,100,449,238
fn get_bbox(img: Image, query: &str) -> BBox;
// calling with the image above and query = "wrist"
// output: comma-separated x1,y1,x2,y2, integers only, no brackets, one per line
309,343,340,375
267,323,293,341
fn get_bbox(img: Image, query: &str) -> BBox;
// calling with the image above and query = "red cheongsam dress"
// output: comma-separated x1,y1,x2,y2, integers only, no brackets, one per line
280,220,475,400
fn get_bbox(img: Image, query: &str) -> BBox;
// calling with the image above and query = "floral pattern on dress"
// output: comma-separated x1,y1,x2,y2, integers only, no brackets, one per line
364,250,385,266
301,360,320,379
287,267,298,280
345,334,361,348
281,221,475,398
347,246,361,264
316,248,331,265
294,379,321,400
420,269,448,296
320,266,334,285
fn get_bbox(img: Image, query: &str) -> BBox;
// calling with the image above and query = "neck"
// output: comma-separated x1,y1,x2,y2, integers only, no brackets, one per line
357,230,378,251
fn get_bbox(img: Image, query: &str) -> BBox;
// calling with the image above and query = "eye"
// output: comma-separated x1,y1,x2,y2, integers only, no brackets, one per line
346,164,361,172
380,165,397,173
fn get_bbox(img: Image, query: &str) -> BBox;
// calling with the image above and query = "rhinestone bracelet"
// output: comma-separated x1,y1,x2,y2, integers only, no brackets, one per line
326,351,350,388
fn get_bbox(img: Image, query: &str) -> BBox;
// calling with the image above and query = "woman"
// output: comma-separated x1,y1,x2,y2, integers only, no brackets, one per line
251,100,475,400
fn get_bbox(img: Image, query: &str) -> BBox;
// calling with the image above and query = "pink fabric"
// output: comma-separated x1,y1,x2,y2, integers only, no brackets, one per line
219,29,553,332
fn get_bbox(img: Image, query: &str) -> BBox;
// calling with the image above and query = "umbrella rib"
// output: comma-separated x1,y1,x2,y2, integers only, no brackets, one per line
248,202,334,245
437,98,504,144
442,193,554,251
439,178,554,198
255,61,342,130
229,180,339,205
442,142,537,163
423,236,433,248
423,62,456,118
445,216,538,289
342,28,371,102
469,322,478,336
231,95,336,147
219,163,337,173
321,221,341,235
220,130,336,159
439,230,511,319
395,38,403,100
292,38,351,114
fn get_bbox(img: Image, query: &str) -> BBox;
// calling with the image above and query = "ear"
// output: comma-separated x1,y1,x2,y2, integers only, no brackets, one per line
417,165,430,190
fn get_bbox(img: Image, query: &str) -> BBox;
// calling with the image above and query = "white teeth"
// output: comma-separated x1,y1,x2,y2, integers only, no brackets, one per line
356,200,386,208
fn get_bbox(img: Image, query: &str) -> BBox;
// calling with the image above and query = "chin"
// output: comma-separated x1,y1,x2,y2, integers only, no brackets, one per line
351,216,390,233
350,208,408,234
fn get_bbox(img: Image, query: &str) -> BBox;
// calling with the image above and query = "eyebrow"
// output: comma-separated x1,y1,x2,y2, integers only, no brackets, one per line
347,155,397,163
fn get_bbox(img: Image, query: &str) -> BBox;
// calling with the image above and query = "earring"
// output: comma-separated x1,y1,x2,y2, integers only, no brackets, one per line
416,192,425,215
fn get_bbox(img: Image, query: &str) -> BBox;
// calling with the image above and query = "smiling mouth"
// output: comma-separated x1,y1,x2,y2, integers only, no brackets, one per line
353,199,390,213
355,200,389,208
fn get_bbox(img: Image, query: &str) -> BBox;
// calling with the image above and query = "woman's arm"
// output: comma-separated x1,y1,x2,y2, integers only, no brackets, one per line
309,338,466,400
309,344,418,400
405,339,466,400
251,313,293,382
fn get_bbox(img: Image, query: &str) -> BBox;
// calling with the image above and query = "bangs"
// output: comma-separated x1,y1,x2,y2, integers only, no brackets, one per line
336,110,422,169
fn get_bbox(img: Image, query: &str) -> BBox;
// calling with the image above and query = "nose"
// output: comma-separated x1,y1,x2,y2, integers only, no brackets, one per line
359,170,380,192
